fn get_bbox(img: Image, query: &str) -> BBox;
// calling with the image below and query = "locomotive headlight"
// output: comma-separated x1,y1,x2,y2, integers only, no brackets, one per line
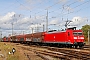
74,37,77,39
68,40,70,41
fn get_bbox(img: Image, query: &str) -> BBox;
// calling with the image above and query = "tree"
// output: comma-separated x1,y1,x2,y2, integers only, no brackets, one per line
81,24,90,41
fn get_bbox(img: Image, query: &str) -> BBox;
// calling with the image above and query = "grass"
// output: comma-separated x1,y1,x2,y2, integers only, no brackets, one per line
7,55,19,60
84,41,90,45
0,42,21,60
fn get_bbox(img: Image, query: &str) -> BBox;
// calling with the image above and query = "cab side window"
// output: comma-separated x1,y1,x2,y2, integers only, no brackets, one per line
68,32,70,36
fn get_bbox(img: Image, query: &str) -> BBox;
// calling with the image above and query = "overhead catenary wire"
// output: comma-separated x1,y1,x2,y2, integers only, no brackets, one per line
1,0,90,21
31,0,78,20
63,0,90,16
49,0,77,13
15,0,78,23
1,2,89,25
49,0,90,20
14,0,90,30
15,0,68,17
15,0,50,14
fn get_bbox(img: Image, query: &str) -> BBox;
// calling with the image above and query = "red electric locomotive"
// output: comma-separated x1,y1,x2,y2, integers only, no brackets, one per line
43,27,84,48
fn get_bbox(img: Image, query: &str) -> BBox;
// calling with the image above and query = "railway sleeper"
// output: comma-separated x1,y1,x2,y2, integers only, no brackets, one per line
37,51,69,59
82,58,90,60
36,52,56,60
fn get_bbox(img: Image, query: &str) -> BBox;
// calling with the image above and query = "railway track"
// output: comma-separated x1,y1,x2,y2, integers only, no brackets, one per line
16,43,90,60
83,45,90,48
48,47,90,60
20,46,76,60
41,45,90,60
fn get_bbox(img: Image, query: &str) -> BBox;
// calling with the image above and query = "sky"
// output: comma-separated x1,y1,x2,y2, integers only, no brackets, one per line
0,0,90,37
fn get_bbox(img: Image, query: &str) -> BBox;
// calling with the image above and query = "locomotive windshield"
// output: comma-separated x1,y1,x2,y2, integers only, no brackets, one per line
73,32,82,36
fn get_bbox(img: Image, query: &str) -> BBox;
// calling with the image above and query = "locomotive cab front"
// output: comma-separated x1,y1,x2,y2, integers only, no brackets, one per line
66,27,85,48
73,30,85,48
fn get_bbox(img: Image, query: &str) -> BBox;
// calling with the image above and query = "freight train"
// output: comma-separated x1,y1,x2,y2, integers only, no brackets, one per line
3,27,85,48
